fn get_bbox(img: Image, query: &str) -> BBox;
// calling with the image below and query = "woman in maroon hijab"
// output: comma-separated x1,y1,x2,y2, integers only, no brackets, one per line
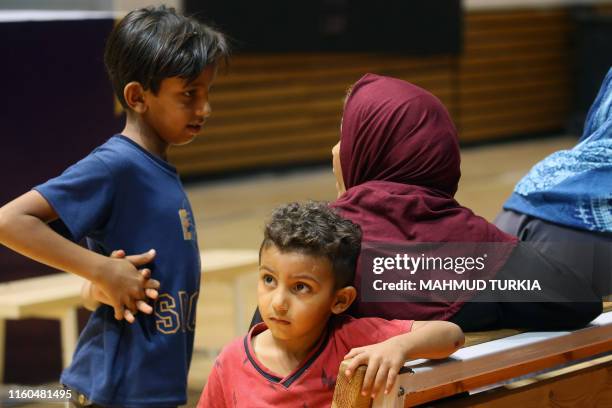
330,74,601,331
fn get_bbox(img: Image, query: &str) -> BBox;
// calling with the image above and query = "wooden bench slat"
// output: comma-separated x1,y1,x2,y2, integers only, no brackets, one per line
431,354,612,407
222,54,453,71
461,91,570,112
176,146,334,174
466,9,568,25
405,312,612,405
459,50,569,70
465,23,570,40
464,38,569,57
172,131,339,161
460,118,565,142
217,62,453,87
0,274,84,319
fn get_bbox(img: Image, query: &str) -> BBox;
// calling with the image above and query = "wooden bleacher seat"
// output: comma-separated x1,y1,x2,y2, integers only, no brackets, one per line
0,273,85,383
332,306,612,407
199,249,259,336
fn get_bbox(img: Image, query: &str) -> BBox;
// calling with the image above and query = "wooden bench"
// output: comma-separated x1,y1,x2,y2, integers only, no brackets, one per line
199,249,259,336
332,308,612,407
0,273,85,383
0,249,259,383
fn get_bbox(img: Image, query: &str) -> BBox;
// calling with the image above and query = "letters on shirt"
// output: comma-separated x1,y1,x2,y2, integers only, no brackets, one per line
155,291,199,334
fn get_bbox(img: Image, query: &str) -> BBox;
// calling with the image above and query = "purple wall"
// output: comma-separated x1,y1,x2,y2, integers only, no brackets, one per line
0,17,122,383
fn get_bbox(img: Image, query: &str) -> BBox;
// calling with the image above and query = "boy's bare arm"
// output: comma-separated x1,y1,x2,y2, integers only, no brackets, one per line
0,190,149,320
343,321,464,398
394,320,465,359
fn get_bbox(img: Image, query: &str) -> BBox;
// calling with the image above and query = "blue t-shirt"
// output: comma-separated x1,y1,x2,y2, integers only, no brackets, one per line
35,135,200,407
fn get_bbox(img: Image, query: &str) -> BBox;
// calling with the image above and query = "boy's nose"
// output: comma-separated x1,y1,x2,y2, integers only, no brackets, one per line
271,290,289,314
196,100,211,118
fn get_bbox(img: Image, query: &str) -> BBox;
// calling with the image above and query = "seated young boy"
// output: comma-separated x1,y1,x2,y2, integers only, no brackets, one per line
198,201,464,407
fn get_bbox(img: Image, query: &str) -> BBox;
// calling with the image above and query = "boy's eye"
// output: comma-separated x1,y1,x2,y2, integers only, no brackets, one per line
294,282,311,293
184,90,194,97
263,275,275,286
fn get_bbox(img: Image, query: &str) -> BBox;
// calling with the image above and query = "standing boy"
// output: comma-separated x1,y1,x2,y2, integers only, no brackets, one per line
0,6,229,407
198,202,463,407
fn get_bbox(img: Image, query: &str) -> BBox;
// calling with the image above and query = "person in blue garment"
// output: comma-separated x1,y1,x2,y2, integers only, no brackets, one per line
495,67,612,300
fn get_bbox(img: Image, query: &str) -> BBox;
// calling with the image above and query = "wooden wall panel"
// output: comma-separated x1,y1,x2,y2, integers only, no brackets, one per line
169,7,578,177
170,55,456,176
458,8,573,142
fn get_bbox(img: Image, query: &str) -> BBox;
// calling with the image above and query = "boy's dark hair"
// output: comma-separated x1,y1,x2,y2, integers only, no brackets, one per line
104,5,229,109
261,201,362,288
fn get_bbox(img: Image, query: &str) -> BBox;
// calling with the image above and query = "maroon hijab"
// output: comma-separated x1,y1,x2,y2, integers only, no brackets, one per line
331,74,517,320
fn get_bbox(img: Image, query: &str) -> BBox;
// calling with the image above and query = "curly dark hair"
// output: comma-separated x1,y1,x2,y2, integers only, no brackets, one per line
104,5,230,109
261,201,362,288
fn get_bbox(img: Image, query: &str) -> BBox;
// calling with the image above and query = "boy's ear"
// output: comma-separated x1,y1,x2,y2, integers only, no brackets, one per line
123,82,147,113
331,286,357,315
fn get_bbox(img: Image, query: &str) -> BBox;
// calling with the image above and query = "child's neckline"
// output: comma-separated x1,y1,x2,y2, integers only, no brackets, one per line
243,322,330,388
114,134,178,175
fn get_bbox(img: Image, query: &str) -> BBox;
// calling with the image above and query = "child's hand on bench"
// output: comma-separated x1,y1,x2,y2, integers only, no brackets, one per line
342,335,411,399
342,320,464,399
82,249,160,323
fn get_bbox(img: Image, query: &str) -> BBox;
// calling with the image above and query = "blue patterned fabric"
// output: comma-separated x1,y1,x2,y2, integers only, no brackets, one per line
503,68,612,232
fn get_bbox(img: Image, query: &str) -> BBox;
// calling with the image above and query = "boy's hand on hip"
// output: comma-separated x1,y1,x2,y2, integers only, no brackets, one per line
110,249,160,302
87,249,159,323
342,337,406,399
94,249,158,322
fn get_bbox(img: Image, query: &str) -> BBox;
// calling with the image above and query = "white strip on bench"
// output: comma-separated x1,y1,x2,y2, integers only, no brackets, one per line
408,311,612,372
